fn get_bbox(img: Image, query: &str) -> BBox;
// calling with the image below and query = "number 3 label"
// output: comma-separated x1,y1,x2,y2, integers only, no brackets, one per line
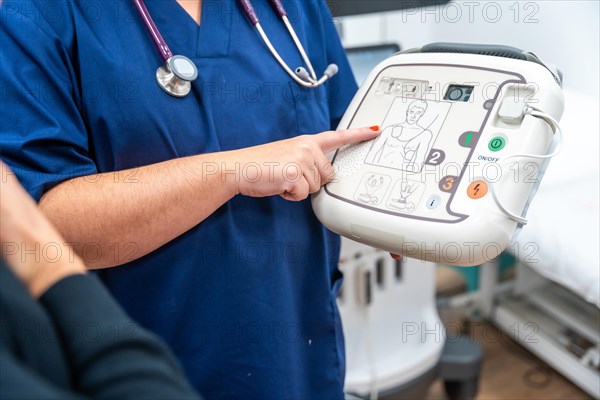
439,175,458,193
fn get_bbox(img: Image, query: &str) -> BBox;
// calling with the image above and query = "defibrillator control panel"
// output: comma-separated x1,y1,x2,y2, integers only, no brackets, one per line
312,43,564,266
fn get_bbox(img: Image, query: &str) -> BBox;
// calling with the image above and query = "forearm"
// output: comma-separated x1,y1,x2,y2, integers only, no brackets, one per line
36,127,381,269
38,274,200,399
39,153,238,269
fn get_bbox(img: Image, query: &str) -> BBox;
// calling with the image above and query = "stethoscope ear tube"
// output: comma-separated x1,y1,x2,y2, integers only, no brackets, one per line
132,0,338,97
238,0,260,26
237,0,338,87
268,0,288,18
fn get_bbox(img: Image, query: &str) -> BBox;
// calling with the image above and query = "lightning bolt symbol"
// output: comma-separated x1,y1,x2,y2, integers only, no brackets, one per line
474,184,480,195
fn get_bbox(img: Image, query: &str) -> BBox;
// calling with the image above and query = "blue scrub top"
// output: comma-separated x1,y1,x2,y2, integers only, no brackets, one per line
1,1,357,399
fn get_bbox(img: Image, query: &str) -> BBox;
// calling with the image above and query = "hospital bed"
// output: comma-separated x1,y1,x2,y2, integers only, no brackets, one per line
491,88,600,398
440,88,600,398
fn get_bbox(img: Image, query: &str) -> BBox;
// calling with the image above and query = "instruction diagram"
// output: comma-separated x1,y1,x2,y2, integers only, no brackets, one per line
353,173,392,206
365,98,451,173
386,179,426,213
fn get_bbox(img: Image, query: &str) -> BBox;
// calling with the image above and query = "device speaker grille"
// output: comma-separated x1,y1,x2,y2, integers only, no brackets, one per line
421,43,527,60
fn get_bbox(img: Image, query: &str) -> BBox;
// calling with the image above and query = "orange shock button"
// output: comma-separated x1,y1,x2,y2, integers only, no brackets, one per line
467,180,488,199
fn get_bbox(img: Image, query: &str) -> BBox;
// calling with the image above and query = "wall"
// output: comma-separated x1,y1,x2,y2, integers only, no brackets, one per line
339,0,600,97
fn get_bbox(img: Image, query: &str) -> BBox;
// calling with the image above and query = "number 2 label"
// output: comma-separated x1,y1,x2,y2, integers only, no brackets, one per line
426,149,446,165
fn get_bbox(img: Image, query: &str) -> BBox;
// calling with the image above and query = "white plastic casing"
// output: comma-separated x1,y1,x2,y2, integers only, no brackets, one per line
312,52,564,266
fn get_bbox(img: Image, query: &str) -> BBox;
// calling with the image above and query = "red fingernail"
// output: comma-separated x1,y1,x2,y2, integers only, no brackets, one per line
370,125,380,131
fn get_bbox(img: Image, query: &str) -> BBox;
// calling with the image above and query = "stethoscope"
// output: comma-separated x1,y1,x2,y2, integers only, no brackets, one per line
131,0,339,97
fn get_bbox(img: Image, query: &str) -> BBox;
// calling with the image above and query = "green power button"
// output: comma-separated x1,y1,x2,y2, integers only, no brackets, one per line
488,136,507,152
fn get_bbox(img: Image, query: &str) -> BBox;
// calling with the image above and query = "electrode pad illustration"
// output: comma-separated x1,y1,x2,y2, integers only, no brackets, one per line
365,99,451,173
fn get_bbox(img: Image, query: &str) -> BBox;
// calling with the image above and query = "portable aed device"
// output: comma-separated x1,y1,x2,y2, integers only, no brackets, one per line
312,43,565,266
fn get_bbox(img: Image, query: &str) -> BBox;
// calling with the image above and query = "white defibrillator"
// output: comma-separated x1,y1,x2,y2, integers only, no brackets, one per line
313,43,565,266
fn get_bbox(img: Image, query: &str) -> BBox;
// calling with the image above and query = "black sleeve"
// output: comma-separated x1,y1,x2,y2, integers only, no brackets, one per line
0,351,84,400
38,274,201,400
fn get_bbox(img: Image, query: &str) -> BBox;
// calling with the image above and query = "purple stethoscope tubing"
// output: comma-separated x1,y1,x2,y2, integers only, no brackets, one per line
131,0,172,62
237,0,260,25
132,0,338,95
238,0,287,25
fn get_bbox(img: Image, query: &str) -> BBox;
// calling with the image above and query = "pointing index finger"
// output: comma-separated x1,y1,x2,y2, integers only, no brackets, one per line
315,126,381,154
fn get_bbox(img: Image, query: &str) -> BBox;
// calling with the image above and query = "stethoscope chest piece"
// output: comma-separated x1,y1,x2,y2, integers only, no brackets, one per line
133,0,338,97
156,55,198,97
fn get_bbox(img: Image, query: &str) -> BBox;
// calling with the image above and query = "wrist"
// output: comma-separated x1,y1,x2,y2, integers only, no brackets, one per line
218,151,243,197
28,256,86,298
14,215,87,298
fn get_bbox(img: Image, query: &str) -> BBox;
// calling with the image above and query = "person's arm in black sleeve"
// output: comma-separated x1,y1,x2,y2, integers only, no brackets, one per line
0,164,200,400
0,272,200,400
0,351,84,400
38,273,201,400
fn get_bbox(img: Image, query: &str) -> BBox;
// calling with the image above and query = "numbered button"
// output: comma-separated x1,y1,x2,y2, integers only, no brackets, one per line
425,149,446,166
439,176,458,193
458,132,478,148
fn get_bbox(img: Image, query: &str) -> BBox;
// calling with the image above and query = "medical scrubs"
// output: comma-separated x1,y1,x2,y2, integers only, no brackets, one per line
0,1,357,399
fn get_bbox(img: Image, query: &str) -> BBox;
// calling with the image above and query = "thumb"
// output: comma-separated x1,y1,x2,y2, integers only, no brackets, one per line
315,126,381,154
